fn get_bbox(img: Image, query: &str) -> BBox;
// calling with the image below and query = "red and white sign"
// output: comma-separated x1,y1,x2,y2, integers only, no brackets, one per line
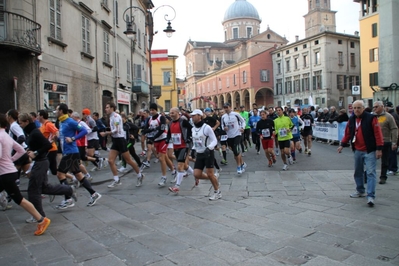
117,90,130,105
151,49,168,61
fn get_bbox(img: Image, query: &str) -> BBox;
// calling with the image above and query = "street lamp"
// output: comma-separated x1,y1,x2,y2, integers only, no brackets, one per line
123,3,176,104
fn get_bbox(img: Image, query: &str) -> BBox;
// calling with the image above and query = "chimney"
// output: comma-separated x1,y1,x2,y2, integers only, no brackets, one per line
354,31,359,36
295,35,299,42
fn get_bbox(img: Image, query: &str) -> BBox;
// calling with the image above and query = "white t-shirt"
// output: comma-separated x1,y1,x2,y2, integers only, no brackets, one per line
221,112,245,139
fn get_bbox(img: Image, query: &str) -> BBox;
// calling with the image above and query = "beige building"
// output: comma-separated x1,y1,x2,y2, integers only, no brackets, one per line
272,0,361,109
0,0,154,116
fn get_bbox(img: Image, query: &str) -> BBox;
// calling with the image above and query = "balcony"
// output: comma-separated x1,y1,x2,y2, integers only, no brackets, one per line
0,11,42,54
132,79,150,95
153,86,162,98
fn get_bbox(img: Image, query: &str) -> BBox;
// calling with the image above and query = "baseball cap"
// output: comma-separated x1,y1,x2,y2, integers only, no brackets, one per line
204,107,212,113
223,102,231,107
240,105,245,108
190,109,203,116
82,108,91,115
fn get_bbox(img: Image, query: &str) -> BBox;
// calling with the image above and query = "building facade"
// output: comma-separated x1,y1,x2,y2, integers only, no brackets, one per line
0,0,153,116
183,0,287,110
354,0,399,106
272,0,361,109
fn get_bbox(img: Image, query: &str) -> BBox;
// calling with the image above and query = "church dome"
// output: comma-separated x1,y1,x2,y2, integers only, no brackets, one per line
223,0,260,22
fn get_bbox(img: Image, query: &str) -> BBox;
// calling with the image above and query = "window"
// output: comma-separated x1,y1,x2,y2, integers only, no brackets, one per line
137,29,141,48
126,59,131,81
43,82,68,117
338,40,342,45
286,60,290,72
133,64,141,80
337,75,346,90
369,72,378,86
316,0,320,7
163,71,170,85
322,98,325,104
350,53,356,67
303,44,307,49
303,55,308,67
82,16,90,54
276,79,282,95
350,42,355,48
294,47,298,52
233,28,238,39
260,70,269,82
315,51,320,64
285,78,292,94
246,27,252,38
294,77,300,92
218,79,222,90
370,48,379,62
226,76,230,88
313,70,322,90
277,53,280,57
286,50,290,54
242,71,247,83
338,51,343,65
115,1,119,25
233,74,236,85
50,0,62,40
277,62,281,74
294,57,299,70
302,74,310,91
314,40,319,45
372,23,378,37
165,100,171,112
103,31,110,63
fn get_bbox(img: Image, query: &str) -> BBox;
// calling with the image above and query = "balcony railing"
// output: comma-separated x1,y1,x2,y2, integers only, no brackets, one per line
0,11,41,54
132,79,150,95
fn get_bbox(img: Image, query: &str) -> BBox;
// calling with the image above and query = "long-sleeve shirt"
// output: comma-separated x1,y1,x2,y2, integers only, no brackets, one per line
23,123,53,161
221,112,246,138
0,129,26,175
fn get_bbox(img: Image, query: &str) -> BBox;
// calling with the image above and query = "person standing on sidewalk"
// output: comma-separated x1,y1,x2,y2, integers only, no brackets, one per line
55,104,101,208
18,113,77,222
371,101,398,184
338,100,384,207
0,113,50,235
190,109,221,200
101,102,144,188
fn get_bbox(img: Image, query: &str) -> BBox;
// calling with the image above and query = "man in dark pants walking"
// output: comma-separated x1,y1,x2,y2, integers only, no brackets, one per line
18,113,77,223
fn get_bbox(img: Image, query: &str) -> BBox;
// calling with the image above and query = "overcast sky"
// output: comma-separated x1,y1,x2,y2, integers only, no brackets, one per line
150,0,361,77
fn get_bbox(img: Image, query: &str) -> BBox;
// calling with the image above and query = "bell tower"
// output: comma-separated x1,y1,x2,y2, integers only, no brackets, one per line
304,0,337,38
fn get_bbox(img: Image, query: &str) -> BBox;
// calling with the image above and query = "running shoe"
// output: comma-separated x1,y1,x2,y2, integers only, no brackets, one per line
171,176,177,183
85,174,93,182
87,192,102,207
136,174,145,187
304,148,308,154
272,156,277,164
34,217,51,236
26,216,37,223
102,158,108,168
142,161,151,168
158,177,167,187
108,179,122,188
237,166,242,175
139,151,146,157
195,178,199,186
209,190,222,201
308,149,311,156
168,186,180,194
257,151,260,155
350,191,367,198
367,197,375,207
288,156,294,165
56,199,74,209
268,160,272,167
97,158,103,170
171,170,177,180
118,166,127,173
154,158,159,163
242,162,247,169
275,149,280,156
220,159,228,165
282,164,288,171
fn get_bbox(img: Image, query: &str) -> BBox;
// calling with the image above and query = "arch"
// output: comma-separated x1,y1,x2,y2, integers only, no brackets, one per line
233,91,240,109
226,93,232,106
243,89,250,110
255,88,274,108
213,96,218,108
220,94,225,108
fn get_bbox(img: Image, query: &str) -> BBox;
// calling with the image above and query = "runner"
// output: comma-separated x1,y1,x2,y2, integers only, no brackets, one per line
249,108,261,154
289,109,304,162
274,106,295,170
101,102,144,188
256,110,277,167
300,107,315,156
239,105,252,153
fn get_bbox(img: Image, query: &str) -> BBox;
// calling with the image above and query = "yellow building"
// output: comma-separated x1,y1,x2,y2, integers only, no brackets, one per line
354,0,379,105
152,54,178,112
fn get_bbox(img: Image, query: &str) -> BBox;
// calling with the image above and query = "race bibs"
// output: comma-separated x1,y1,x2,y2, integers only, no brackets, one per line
193,137,203,148
279,128,287,137
292,127,298,134
262,129,270,137
227,122,235,129
304,119,311,127
171,133,182,145
253,122,257,128
220,135,228,141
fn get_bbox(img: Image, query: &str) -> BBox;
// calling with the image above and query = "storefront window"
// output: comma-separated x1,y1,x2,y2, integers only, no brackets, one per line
43,82,68,121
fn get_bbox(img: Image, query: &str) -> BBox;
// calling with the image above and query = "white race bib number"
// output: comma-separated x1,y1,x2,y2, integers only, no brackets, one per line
292,127,298,134
193,137,203,148
304,119,311,127
262,129,270,138
171,133,181,145
279,128,287,137
220,135,228,141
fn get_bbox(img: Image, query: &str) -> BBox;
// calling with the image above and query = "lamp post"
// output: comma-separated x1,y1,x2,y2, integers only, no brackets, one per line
123,2,176,104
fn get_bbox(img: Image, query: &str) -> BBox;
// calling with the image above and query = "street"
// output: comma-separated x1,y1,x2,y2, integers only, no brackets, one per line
1,140,398,265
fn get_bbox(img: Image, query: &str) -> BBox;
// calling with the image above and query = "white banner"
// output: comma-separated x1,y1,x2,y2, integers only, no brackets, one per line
313,122,339,140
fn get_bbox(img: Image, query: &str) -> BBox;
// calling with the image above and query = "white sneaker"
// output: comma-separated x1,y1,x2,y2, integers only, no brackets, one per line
209,190,222,201
118,166,127,173
102,158,108,168
108,179,122,188
154,158,159,163
158,177,167,187
275,149,280,156
387,170,394,176
282,164,288,171
288,156,294,165
136,174,144,187
97,158,103,170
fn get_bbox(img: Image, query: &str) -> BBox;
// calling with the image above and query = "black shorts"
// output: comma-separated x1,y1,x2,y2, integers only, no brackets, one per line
146,139,154,145
174,148,188,163
13,153,30,167
58,153,81,174
87,139,99,149
227,136,242,156
111,138,128,153
292,137,301,143
194,150,215,170
0,172,23,205
301,129,313,137
78,146,87,161
278,140,291,149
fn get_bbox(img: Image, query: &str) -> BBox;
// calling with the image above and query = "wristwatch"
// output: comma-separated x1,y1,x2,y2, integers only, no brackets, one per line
71,137,76,141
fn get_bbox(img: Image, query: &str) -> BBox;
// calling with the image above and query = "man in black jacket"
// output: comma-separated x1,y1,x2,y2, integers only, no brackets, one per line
18,113,77,223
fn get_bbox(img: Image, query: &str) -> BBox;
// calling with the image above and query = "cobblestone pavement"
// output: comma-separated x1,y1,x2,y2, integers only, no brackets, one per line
1,141,398,265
